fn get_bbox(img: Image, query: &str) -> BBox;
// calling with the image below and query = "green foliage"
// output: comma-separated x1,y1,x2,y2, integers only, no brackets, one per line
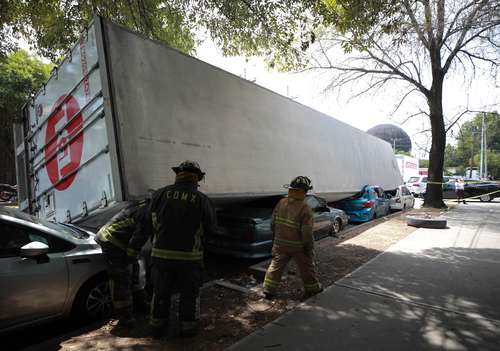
0,0,19,57
0,50,52,112
445,112,500,178
2,0,196,61
320,0,404,52
2,0,316,69
191,0,317,71
0,50,52,183
419,159,429,168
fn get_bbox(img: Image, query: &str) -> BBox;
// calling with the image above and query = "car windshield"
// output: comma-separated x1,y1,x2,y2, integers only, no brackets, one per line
350,186,369,199
408,177,420,183
422,177,428,182
58,223,91,239
385,189,397,197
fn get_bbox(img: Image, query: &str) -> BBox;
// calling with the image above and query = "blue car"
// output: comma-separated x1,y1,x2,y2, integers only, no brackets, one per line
334,185,391,223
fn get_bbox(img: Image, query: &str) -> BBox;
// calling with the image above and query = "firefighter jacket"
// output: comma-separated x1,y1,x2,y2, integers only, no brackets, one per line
128,174,217,264
96,200,148,257
271,190,314,252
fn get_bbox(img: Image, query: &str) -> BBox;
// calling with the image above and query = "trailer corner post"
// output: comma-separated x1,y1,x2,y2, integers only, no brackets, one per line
94,15,126,203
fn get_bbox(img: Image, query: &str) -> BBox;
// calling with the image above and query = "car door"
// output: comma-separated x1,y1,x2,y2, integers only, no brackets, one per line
305,196,331,233
375,187,390,216
402,186,413,208
0,220,70,330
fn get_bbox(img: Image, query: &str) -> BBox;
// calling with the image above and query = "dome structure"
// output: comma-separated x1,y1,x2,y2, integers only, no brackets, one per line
367,124,412,152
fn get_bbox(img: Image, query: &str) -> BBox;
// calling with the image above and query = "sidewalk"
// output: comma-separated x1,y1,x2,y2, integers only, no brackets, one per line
228,202,500,350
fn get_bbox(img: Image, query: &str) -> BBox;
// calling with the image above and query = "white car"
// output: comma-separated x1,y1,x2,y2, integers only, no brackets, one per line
386,185,415,211
406,176,427,197
0,207,111,333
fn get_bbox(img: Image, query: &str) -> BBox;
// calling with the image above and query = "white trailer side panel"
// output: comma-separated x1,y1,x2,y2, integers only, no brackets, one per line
21,23,118,222
103,20,402,203
395,155,419,183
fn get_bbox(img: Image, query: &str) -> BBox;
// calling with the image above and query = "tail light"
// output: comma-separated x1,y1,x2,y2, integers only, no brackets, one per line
414,183,420,187
395,198,401,203
362,201,372,208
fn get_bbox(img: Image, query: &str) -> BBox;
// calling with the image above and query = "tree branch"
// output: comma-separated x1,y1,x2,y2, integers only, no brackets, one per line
436,0,445,43
364,46,430,96
402,0,429,48
442,0,490,74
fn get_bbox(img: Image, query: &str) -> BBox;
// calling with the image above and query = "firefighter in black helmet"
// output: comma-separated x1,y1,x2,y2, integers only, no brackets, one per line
128,160,218,339
263,176,323,300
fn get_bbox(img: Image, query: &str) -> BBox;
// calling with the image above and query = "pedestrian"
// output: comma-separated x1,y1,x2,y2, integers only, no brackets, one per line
263,176,323,301
128,160,218,339
95,199,149,327
456,178,466,204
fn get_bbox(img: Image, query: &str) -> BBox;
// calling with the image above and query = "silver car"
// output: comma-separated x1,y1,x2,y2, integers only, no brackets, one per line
0,207,111,333
386,185,415,211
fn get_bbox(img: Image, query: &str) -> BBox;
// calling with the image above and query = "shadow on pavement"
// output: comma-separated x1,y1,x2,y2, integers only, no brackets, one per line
232,244,500,350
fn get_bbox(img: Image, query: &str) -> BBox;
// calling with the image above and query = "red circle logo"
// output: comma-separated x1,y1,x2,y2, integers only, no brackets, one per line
44,95,84,191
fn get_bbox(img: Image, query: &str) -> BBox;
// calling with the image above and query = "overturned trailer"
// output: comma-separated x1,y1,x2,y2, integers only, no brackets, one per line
14,16,402,230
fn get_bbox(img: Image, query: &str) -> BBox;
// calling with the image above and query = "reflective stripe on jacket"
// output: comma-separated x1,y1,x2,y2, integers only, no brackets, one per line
271,195,313,250
129,174,217,263
96,201,147,254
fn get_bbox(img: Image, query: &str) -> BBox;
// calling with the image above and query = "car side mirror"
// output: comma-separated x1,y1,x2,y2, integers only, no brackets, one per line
20,241,49,258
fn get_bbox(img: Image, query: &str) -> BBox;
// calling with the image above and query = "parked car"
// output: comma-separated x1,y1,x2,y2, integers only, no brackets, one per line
206,195,349,259
334,185,391,223
0,207,111,333
385,185,415,211
441,180,500,202
406,176,427,197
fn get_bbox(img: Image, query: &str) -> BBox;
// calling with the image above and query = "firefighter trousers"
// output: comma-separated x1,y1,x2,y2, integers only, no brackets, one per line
263,246,322,295
150,261,202,336
99,241,138,319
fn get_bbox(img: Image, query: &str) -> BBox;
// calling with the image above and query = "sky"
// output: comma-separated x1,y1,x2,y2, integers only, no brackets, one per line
194,37,500,160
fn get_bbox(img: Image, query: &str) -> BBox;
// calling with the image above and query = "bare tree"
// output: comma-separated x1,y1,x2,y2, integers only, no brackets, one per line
305,0,500,207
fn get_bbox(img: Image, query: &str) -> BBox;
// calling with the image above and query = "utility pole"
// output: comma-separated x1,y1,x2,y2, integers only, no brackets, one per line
480,113,484,179
470,126,478,179
483,112,488,179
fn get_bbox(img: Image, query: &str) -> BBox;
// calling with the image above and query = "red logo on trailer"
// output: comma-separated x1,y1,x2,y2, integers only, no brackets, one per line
44,95,84,191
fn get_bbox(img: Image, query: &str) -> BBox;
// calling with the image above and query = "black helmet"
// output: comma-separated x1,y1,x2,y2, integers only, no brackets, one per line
172,160,206,180
289,176,313,191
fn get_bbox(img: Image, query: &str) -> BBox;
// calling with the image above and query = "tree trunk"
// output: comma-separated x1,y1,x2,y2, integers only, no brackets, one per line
424,77,446,208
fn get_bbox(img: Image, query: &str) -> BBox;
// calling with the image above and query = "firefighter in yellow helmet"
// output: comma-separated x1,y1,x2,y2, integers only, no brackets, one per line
263,176,323,300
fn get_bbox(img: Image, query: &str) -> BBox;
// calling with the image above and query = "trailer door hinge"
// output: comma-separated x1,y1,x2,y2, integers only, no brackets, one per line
100,191,108,208
82,201,88,217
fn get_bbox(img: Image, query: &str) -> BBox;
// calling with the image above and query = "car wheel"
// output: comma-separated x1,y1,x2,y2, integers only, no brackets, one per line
72,274,112,323
330,218,341,236
479,194,492,202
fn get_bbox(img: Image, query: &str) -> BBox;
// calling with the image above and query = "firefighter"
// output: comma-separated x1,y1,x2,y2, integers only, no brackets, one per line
263,176,323,300
128,160,217,339
95,199,149,327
